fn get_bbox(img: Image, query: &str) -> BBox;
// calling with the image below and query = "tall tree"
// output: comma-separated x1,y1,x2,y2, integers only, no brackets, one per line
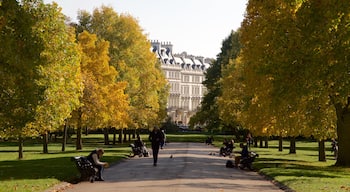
27,1,83,154
0,0,41,159
221,0,341,162
191,30,241,131
0,0,82,157
71,30,130,150
75,6,168,130
295,0,350,165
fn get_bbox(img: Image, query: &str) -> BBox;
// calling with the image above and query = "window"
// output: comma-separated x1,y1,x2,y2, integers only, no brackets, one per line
183,75,189,82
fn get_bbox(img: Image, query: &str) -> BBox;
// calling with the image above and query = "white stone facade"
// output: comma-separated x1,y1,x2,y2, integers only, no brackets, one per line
151,41,211,126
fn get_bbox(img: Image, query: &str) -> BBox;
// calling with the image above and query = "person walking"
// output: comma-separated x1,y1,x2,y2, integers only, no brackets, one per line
160,129,166,149
149,126,165,166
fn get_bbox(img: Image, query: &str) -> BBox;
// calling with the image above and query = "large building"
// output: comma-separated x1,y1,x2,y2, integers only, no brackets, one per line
151,41,212,126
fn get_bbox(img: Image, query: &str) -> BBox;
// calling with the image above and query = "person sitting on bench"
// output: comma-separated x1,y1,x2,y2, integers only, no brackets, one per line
87,148,109,181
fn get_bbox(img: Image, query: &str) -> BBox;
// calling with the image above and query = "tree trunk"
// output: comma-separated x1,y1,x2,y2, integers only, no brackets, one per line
76,109,83,150
335,102,350,166
278,136,283,152
104,128,109,145
259,138,263,148
132,129,136,139
119,129,123,144
254,139,258,147
85,126,88,136
113,128,117,145
128,132,131,141
43,132,48,154
76,127,83,150
123,128,127,142
62,122,68,152
318,140,326,162
264,137,268,148
18,137,23,159
289,137,296,154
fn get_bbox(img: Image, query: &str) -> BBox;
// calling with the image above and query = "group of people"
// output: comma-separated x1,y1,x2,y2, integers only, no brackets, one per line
85,126,166,181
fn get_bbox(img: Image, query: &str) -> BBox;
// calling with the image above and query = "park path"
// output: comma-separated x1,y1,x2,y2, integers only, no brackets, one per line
62,142,284,192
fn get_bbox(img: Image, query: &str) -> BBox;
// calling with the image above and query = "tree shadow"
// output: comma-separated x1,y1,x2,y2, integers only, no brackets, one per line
254,157,340,179
0,157,79,181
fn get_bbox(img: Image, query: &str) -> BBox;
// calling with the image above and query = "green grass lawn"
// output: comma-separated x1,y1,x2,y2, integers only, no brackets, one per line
0,135,131,192
1,134,350,192
246,140,350,192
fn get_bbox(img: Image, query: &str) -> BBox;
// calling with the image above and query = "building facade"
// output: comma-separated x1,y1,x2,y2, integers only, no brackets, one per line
151,41,212,126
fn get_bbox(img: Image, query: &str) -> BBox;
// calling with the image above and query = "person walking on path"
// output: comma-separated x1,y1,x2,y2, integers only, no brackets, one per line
160,129,166,149
149,126,165,166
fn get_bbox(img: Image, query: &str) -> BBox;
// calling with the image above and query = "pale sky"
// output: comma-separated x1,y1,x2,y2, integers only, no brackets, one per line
44,0,248,58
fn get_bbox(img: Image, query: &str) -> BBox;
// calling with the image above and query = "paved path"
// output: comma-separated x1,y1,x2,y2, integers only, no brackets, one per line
63,143,284,192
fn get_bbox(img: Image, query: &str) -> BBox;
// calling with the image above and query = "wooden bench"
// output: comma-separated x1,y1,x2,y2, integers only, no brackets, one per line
71,156,97,183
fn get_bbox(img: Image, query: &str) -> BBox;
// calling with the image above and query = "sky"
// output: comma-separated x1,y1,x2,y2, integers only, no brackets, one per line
43,0,248,58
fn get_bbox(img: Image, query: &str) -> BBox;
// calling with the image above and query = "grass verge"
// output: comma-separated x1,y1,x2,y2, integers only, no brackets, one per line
246,140,350,192
0,134,130,192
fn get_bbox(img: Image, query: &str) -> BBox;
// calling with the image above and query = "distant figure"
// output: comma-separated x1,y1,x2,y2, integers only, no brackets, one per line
87,148,109,181
206,136,214,145
220,139,235,157
149,126,165,166
246,133,253,149
134,135,144,148
160,129,166,149
228,139,235,149
240,143,249,158
331,138,338,160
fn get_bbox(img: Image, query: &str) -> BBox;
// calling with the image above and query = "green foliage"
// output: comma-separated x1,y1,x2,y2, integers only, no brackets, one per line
0,0,42,139
28,2,83,136
219,0,350,165
0,0,83,158
220,0,340,140
0,0,82,140
191,31,241,130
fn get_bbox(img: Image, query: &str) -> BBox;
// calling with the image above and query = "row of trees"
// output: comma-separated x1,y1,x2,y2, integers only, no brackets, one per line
217,0,350,166
0,0,168,158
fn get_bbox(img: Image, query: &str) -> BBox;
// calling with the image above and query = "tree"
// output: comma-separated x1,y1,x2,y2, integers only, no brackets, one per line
295,0,350,165
27,1,83,154
191,30,241,132
0,0,82,157
71,30,130,149
75,6,168,131
220,1,288,141
220,0,342,162
0,0,40,159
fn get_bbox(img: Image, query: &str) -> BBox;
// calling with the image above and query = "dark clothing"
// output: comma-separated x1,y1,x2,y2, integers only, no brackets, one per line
87,150,103,179
241,145,249,158
134,139,144,148
87,150,98,165
149,129,164,165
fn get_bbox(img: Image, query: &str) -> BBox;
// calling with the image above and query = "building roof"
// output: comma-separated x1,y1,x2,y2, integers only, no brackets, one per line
174,57,183,64
193,58,202,65
183,58,193,65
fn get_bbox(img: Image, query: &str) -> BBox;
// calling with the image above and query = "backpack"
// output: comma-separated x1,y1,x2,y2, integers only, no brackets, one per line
226,160,234,168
